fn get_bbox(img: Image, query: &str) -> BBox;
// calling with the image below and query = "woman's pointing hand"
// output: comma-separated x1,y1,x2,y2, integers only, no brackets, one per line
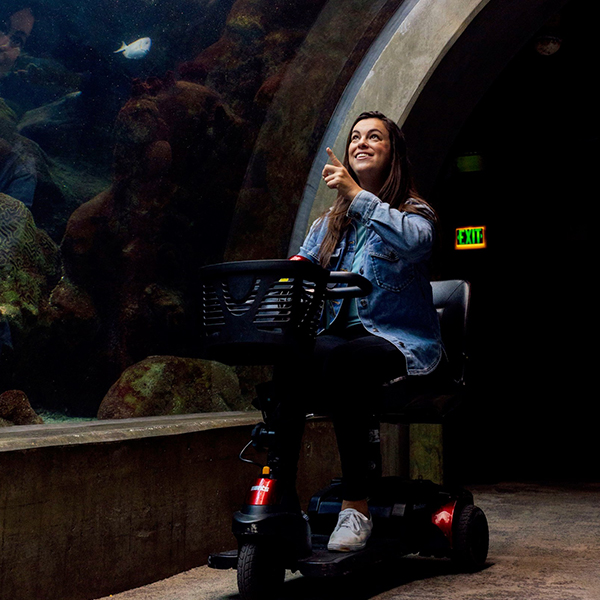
322,148,362,201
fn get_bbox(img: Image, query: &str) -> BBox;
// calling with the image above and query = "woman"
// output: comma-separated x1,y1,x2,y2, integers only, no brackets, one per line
271,111,443,552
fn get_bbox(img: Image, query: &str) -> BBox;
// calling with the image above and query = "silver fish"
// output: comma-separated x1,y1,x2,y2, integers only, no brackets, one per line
114,37,152,59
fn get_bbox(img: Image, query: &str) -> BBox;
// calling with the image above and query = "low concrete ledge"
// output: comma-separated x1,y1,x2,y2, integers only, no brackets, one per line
0,412,343,600
0,411,262,451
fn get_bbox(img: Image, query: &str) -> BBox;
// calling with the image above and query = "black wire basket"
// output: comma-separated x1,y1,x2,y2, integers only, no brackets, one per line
198,260,330,364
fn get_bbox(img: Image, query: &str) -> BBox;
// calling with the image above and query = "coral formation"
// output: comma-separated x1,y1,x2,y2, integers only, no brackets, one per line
0,193,61,334
96,355,249,419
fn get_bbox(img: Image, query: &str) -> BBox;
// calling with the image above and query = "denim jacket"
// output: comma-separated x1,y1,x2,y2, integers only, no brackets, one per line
298,190,442,376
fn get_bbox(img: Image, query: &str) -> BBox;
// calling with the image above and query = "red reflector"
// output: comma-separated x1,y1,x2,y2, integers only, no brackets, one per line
289,255,309,261
246,478,278,506
431,501,456,546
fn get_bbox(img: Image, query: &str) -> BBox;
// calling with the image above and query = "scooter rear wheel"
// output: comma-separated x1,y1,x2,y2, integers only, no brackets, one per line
237,541,286,600
452,504,489,571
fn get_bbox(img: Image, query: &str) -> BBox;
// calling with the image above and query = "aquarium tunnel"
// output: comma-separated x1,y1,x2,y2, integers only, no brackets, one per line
0,0,597,598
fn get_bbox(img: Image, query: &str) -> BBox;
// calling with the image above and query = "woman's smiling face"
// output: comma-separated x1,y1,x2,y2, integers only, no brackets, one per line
347,117,392,191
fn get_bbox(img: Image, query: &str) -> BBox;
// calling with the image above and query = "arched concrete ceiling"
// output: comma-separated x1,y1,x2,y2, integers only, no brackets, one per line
224,0,568,261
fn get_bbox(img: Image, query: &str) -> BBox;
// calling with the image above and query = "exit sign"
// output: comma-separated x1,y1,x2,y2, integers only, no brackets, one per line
455,226,486,250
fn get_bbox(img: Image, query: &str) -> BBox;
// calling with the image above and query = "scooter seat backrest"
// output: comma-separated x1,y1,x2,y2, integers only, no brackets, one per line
431,279,471,387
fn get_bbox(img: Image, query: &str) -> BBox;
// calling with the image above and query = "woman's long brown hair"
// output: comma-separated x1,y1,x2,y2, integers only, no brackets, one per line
317,111,438,267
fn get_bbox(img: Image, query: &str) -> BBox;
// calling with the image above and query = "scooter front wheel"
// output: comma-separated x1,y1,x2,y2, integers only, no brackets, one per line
237,541,286,600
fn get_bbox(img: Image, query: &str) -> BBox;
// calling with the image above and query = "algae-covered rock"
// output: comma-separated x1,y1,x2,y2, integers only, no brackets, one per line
0,390,44,425
97,355,251,419
0,193,61,333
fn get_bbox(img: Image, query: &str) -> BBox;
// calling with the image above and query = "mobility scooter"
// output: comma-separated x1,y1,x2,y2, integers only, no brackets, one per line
200,259,488,600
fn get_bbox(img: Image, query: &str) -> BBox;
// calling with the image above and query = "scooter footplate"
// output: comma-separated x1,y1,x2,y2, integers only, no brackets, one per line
296,536,406,578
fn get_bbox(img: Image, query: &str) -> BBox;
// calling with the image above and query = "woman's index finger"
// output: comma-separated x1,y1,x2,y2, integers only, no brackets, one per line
326,147,343,167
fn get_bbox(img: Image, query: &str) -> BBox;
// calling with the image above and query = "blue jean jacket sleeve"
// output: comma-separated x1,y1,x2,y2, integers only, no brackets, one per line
347,190,434,262
298,215,327,263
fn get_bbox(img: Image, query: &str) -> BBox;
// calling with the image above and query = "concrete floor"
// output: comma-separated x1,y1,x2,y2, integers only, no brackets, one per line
95,481,600,600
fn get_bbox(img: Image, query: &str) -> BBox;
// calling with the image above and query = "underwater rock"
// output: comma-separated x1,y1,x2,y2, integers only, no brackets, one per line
17,92,85,158
97,355,250,419
233,364,273,407
0,390,44,425
0,193,61,333
16,89,114,192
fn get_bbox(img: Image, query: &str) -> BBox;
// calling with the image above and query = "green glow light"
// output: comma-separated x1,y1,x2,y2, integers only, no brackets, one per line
455,226,486,250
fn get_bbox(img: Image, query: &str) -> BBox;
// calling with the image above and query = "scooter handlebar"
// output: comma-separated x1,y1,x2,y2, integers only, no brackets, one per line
326,271,372,298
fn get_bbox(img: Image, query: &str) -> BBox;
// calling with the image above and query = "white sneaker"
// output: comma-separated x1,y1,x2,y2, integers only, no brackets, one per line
327,508,373,552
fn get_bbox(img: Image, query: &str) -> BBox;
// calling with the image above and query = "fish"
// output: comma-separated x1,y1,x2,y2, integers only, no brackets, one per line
114,37,152,59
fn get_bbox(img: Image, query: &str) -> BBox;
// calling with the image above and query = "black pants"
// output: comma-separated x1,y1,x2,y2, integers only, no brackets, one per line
268,325,407,501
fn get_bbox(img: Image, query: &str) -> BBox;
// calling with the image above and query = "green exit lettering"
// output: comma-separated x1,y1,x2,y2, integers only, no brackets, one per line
455,226,486,250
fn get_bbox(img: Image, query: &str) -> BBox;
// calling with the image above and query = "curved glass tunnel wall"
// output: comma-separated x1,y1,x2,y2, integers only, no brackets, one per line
429,0,596,480
0,0,405,421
